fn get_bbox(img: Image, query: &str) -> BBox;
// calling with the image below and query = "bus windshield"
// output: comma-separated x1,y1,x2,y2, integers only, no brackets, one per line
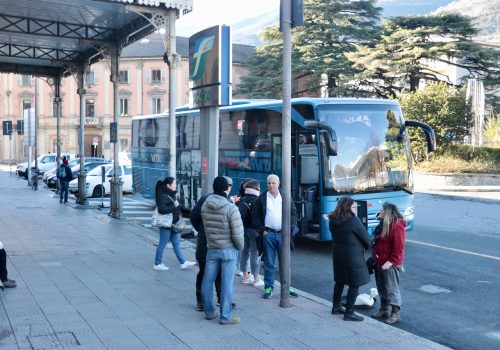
318,103,413,195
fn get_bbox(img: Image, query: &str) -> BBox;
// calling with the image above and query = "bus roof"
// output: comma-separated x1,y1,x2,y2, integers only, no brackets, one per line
131,97,399,120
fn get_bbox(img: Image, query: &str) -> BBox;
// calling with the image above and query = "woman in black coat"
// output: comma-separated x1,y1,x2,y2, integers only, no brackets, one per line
329,197,371,321
154,177,196,271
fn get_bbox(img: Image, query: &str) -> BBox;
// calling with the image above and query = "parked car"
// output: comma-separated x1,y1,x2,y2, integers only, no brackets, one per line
17,153,75,178
43,157,108,184
46,162,109,188
69,164,133,198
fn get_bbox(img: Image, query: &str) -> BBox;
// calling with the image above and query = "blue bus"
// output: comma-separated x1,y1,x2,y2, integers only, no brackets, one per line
131,98,435,240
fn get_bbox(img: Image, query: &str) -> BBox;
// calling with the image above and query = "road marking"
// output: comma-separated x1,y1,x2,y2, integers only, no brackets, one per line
407,239,500,261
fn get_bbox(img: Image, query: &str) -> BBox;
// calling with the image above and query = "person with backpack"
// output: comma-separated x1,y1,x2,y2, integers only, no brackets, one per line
237,179,264,287
57,159,73,204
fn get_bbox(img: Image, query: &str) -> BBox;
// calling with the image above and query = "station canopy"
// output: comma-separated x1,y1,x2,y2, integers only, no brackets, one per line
0,0,193,77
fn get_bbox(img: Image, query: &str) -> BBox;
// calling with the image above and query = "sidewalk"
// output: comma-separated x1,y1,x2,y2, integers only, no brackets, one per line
0,170,450,350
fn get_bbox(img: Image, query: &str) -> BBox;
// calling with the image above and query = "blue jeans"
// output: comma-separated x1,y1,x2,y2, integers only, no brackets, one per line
154,227,185,266
241,232,260,276
60,181,69,202
263,232,282,289
202,247,237,321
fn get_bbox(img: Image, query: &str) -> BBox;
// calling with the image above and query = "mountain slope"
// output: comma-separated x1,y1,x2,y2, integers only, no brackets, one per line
434,0,500,44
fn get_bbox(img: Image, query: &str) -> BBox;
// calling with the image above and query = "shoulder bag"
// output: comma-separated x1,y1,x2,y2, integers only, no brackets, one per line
151,207,173,228
166,195,185,233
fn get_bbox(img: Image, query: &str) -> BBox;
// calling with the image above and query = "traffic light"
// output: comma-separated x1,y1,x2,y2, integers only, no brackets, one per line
2,120,12,135
17,120,24,135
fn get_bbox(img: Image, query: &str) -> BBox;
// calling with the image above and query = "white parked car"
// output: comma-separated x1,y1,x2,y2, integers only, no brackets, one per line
69,164,133,197
17,153,74,178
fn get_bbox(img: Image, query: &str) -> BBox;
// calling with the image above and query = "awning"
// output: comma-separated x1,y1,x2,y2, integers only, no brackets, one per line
0,0,193,77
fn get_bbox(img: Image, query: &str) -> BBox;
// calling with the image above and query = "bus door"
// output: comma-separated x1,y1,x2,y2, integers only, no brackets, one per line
293,129,320,236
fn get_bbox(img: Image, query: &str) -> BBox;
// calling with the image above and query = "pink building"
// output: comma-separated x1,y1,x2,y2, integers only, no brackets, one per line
0,33,253,163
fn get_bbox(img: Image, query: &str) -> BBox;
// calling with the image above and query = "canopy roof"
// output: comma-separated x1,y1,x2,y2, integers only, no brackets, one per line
0,0,193,77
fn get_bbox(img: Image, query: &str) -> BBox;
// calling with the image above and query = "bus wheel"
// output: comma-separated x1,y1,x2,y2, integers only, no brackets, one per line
92,185,104,198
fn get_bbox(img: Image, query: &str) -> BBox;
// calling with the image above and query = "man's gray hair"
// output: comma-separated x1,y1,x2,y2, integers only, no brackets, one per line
267,174,280,183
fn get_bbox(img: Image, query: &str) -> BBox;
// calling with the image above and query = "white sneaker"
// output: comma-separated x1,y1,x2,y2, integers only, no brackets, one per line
241,277,254,284
153,264,169,271
253,279,264,287
180,261,197,270
235,270,244,276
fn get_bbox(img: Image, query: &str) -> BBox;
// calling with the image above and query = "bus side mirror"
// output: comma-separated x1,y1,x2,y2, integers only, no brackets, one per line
304,121,338,156
404,120,437,153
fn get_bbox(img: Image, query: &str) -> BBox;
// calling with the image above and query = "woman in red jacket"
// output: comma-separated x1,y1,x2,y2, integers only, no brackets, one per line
371,202,406,324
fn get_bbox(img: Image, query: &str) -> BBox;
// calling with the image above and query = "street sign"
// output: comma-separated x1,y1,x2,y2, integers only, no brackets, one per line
17,120,24,135
2,120,12,135
110,122,117,143
280,0,304,31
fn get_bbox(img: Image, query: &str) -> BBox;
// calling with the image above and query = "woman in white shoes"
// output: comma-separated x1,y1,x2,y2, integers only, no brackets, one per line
154,177,196,271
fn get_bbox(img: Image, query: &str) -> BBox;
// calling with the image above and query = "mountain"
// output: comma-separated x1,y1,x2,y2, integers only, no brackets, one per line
227,1,456,45
433,0,500,44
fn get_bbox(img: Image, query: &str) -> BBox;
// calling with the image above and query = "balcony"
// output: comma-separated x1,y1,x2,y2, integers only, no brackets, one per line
74,116,103,129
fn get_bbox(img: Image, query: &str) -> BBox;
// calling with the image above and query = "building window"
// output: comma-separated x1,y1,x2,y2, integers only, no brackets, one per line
22,99,32,112
85,99,95,117
120,138,129,153
119,70,129,84
150,69,162,83
120,98,129,116
150,97,162,114
20,75,33,86
85,70,98,85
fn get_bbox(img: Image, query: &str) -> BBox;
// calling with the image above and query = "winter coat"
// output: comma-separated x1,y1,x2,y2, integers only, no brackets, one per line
236,194,259,239
329,215,371,287
191,193,210,261
251,189,298,234
155,186,180,224
58,164,73,182
201,194,244,250
372,219,406,266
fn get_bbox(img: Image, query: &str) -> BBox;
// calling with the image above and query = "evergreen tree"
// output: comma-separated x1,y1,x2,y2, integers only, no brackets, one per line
235,0,382,98
347,14,500,102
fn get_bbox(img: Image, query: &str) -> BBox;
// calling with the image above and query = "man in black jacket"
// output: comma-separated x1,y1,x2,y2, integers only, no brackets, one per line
251,174,298,299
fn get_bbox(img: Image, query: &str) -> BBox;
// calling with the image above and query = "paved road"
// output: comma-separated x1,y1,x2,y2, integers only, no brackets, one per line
291,192,500,350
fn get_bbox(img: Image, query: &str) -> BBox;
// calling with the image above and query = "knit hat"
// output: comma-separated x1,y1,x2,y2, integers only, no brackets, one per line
63,159,69,164
223,176,233,186
213,176,229,193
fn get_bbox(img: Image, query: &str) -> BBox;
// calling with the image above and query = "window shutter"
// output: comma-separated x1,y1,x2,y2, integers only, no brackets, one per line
94,71,99,84
147,69,151,83
161,69,166,83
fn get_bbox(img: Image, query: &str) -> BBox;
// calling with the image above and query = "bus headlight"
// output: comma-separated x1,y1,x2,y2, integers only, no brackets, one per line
404,206,414,221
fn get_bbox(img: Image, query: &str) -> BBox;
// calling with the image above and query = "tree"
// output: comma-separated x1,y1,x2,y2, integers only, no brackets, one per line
398,82,474,161
235,0,382,98
347,14,500,101
235,27,284,98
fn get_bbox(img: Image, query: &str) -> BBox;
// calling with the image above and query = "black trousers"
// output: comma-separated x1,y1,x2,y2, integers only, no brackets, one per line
332,282,359,312
196,259,222,304
0,249,8,282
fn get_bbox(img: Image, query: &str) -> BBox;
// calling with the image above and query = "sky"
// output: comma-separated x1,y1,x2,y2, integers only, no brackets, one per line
177,0,280,36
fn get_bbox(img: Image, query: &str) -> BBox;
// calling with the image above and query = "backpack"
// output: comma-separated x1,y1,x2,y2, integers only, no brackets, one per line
57,166,66,179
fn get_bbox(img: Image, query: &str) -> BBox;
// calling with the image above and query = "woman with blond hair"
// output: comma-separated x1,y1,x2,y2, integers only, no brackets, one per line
329,197,371,321
371,202,406,324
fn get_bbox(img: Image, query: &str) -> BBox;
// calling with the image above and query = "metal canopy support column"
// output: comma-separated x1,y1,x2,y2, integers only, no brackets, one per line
166,10,178,179
76,65,88,205
54,75,62,193
127,6,179,179
109,44,123,219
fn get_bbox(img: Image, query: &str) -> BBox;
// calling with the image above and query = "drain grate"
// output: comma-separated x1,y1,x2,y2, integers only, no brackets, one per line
17,206,43,209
